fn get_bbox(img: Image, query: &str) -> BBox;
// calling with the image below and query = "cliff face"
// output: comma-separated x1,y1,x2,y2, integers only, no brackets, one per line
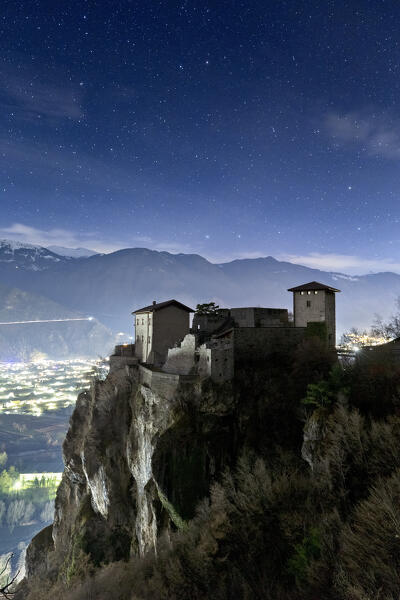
26,365,236,579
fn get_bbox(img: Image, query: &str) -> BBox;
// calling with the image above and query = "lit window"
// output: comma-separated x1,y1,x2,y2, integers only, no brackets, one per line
300,291,305,295
314,291,318,295
307,291,311,295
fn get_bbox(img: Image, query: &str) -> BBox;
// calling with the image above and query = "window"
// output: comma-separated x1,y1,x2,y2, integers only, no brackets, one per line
314,291,318,295
300,291,305,295
306,300,311,307
307,291,311,295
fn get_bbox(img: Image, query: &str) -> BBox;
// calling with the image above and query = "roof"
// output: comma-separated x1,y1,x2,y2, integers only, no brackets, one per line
132,299,194,314
287,281,341,293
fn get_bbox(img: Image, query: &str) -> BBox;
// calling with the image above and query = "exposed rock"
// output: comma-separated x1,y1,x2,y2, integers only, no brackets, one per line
26,364,237,580
25,525,54,579
301,410,326,472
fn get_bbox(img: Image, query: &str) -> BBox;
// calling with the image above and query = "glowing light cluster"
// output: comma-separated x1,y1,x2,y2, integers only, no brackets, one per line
0,358,109,415
339,331,390,352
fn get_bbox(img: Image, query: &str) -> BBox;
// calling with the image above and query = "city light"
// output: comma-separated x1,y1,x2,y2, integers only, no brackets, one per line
0,358,109,415
339,331,390,352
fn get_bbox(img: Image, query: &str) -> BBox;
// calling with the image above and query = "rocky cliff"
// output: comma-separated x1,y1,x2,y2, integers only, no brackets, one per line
17,342,400,600
25,362,237,581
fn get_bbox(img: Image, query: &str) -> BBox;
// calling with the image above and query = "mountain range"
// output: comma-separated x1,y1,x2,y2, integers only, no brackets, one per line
0,239,399,356
47,246,99,258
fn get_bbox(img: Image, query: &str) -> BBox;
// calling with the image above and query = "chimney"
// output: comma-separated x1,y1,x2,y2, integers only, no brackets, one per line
153,300,156,305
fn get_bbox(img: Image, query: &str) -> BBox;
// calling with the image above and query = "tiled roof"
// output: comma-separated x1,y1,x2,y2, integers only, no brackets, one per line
287,281,341,292
132,299,194,314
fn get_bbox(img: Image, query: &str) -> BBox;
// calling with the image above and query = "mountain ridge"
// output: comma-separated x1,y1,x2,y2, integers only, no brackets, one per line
0,240,398,336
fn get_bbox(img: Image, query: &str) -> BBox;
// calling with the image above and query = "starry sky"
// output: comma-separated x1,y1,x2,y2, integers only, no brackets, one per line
1,0,400,273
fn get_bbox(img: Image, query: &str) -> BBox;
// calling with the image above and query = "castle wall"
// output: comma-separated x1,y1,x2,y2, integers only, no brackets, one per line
293,290,336,347
152,305,190,366
232,326,307,362
162,334,196,375
192,311,230,338
230,307,288,328
324,291,336,347
135,312,153,362
198,335,234,383
139,365,192,400
293,290,326,328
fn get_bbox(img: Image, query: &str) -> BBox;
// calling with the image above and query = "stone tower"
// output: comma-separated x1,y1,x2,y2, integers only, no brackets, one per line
287,281,340,347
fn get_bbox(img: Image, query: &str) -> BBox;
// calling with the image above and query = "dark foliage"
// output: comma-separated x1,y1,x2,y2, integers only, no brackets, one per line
19,342,400,600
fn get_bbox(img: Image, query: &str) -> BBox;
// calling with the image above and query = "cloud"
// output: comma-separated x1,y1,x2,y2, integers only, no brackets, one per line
0,63,83,122
0,223,197,256
325,110,400,159
2,226,399,275
279,252,400,275
0,223,120,254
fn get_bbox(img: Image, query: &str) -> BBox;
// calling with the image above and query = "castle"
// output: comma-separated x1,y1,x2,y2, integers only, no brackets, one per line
110,281,340,387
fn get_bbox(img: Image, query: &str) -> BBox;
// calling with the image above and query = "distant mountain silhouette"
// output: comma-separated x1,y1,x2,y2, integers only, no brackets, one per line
0,241,399,338
47,245,99,258
0,280,114,360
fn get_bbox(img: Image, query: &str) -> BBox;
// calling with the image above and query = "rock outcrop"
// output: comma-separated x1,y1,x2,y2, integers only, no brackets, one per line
26,363,236,579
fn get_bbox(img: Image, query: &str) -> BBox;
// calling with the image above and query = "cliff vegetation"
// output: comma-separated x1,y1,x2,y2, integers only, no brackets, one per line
13,340,400,600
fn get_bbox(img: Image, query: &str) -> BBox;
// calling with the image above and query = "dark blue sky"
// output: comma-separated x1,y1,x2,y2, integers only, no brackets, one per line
1,0,400,273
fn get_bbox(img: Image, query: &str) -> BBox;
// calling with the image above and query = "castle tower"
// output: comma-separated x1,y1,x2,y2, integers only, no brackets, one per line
287,281,340,347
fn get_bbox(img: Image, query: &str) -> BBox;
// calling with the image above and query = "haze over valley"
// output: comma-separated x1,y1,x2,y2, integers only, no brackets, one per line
0,239,398,360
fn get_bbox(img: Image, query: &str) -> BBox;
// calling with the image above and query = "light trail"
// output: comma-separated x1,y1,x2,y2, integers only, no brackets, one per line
0,317,94,326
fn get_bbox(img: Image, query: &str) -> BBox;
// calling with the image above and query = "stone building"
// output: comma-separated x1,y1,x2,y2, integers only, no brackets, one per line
111,281,340,385
132,300,194,366
287,281,340,347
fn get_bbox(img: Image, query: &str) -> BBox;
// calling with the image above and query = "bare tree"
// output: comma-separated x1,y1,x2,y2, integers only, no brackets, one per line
0,554,19,598
372,297,400,340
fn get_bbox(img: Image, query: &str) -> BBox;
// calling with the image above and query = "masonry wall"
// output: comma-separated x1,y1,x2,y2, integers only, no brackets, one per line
293,290,336,347
162,334,196,375
293,290,326,328
135,312,153,362
233,326,307,362
192,311,230,338
152,305,190,365
229,307,288,328
209,339,234,383
197,330,234,383
324,291,336,347
139,365,191,400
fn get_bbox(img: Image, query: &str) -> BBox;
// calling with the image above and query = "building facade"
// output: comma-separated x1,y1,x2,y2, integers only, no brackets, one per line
132,300,194,365
118,281,340,384
287,281,340,347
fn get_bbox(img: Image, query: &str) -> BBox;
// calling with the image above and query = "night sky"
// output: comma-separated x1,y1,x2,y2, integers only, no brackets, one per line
1,1,400,273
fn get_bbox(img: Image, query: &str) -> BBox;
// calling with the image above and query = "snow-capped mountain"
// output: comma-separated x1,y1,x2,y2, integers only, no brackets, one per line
0,239,399,337
47,245,99,258
0,239,68,271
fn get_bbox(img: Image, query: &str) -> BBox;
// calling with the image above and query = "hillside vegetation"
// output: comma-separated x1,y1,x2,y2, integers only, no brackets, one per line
15,341,400,600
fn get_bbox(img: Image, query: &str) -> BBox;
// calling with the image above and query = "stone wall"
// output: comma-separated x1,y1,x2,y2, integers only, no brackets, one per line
162,334,196,375
139,365,194,400
230,307,288,328
192,311,230,341
233,326,307,362
152,305,191,366
198,334,234,383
